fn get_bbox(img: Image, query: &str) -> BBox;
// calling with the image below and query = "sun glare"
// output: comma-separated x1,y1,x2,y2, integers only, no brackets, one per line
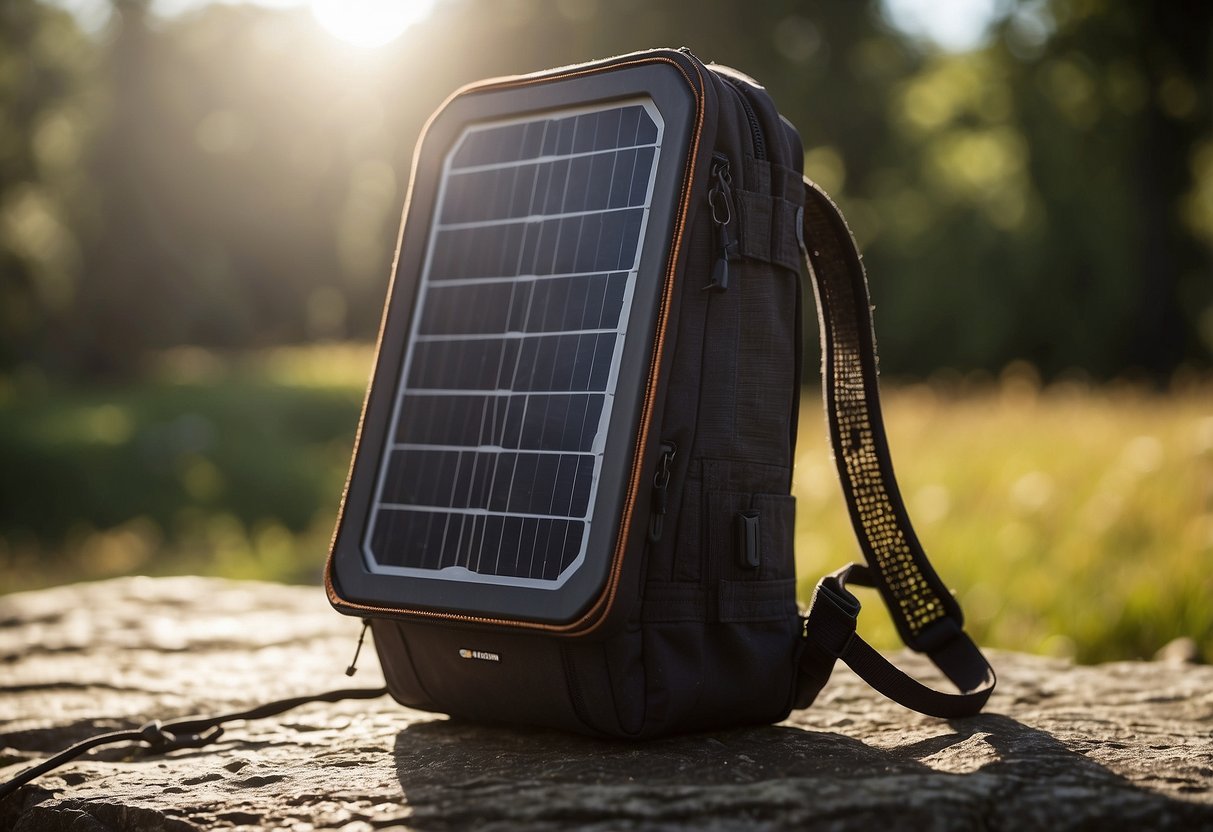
310,0,434,48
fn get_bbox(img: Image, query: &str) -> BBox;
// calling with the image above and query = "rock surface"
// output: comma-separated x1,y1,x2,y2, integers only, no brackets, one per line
1,576,1210,831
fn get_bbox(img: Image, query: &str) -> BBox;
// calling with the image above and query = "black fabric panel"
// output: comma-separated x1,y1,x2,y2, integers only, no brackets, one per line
641,582,707,622
670,476,702,582
751,492,796,581
383,622,588,732
735,189,803,273
562,636,645,737
692,283,739,455
717,578,796,623
735,259,797,462
372,620,437,712
641,618,801,735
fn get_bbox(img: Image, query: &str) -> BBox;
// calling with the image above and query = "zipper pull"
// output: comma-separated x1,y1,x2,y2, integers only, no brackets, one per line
705,156,738,292
647,441,678,542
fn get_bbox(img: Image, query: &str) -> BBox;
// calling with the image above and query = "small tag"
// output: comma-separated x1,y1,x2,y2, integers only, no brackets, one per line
458,648,500,662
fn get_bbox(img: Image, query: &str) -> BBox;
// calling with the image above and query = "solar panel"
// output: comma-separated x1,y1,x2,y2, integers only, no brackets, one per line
328,61,696,624
363,101,662,590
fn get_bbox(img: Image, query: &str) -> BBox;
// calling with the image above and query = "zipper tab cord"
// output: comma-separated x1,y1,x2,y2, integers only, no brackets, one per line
346,618,372,677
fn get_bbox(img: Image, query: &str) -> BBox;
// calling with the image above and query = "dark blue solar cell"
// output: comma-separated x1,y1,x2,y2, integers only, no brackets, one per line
394,393,489,447
540,120,559,156
520,120,546,159
540,157,570,215
554,116,576,156
370,508,432,568
563,155,592,213
572,111,599,154
618,106,641,145
595,107,622,151
406,338,513,390
592,209,644,271
636,110,658,145
510,165,537,217
553,217,584,273
628,147,655,205
587,152,616,208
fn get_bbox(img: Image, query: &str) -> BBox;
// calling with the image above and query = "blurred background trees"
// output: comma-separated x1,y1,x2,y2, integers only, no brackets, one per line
1,0,1211,661
2,0,1210,380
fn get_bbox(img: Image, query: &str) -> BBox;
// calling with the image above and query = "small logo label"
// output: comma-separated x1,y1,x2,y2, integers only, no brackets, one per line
458,648,500,662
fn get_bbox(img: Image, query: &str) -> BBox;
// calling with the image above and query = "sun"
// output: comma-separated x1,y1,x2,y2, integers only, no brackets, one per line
310,0,435,49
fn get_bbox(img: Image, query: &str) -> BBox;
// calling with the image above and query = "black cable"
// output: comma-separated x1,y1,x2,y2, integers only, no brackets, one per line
0,686,388,802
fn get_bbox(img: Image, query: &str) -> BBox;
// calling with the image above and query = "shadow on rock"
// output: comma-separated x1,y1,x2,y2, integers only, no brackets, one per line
393,714,1213,831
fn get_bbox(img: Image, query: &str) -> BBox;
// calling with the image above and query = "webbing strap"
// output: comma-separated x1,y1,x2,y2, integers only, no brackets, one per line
798,564,995,717
797,178,995,716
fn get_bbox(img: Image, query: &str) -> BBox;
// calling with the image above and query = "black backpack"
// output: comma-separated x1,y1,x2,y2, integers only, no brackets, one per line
324,47,996,738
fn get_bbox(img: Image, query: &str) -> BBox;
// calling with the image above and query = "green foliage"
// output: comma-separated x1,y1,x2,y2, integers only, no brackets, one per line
2,347,1209,665
0,0,1210,378
0,0,97,370
794,370,1213,664
0,347,366,587
0,1,1209,663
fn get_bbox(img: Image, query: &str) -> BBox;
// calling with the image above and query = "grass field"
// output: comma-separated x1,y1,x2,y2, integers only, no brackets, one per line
1,346,1209,664
794,370,1213,663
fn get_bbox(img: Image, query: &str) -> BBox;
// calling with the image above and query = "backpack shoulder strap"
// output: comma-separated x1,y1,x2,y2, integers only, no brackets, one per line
795,178,996,718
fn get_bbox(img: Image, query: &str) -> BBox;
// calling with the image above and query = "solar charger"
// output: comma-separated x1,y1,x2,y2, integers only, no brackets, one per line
328,58,695,628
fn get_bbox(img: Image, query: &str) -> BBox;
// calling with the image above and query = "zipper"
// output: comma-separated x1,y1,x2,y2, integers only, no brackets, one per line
703,74,769,292
705,154,739,292
721,75,767,161
647,441,678,543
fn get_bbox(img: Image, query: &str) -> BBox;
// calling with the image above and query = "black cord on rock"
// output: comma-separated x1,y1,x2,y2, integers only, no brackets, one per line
0,686,388,802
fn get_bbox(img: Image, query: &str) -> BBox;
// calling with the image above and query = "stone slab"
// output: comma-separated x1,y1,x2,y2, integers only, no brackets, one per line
1,577,1210,831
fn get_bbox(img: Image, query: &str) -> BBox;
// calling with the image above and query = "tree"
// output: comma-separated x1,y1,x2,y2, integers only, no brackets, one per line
0,0,95,373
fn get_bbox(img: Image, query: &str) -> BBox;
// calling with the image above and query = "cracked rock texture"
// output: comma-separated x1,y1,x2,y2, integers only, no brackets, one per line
1,576,1211,831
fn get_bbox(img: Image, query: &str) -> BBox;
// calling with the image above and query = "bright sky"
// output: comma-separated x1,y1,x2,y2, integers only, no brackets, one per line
49,0,1004,53
50,0,438,48
881,0,1008,52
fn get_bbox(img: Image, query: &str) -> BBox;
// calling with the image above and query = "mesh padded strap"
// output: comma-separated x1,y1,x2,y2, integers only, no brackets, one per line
798,178,995,714
800,179,961,648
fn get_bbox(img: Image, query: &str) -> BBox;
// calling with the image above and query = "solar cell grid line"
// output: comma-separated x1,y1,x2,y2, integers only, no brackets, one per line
364,97,664,588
